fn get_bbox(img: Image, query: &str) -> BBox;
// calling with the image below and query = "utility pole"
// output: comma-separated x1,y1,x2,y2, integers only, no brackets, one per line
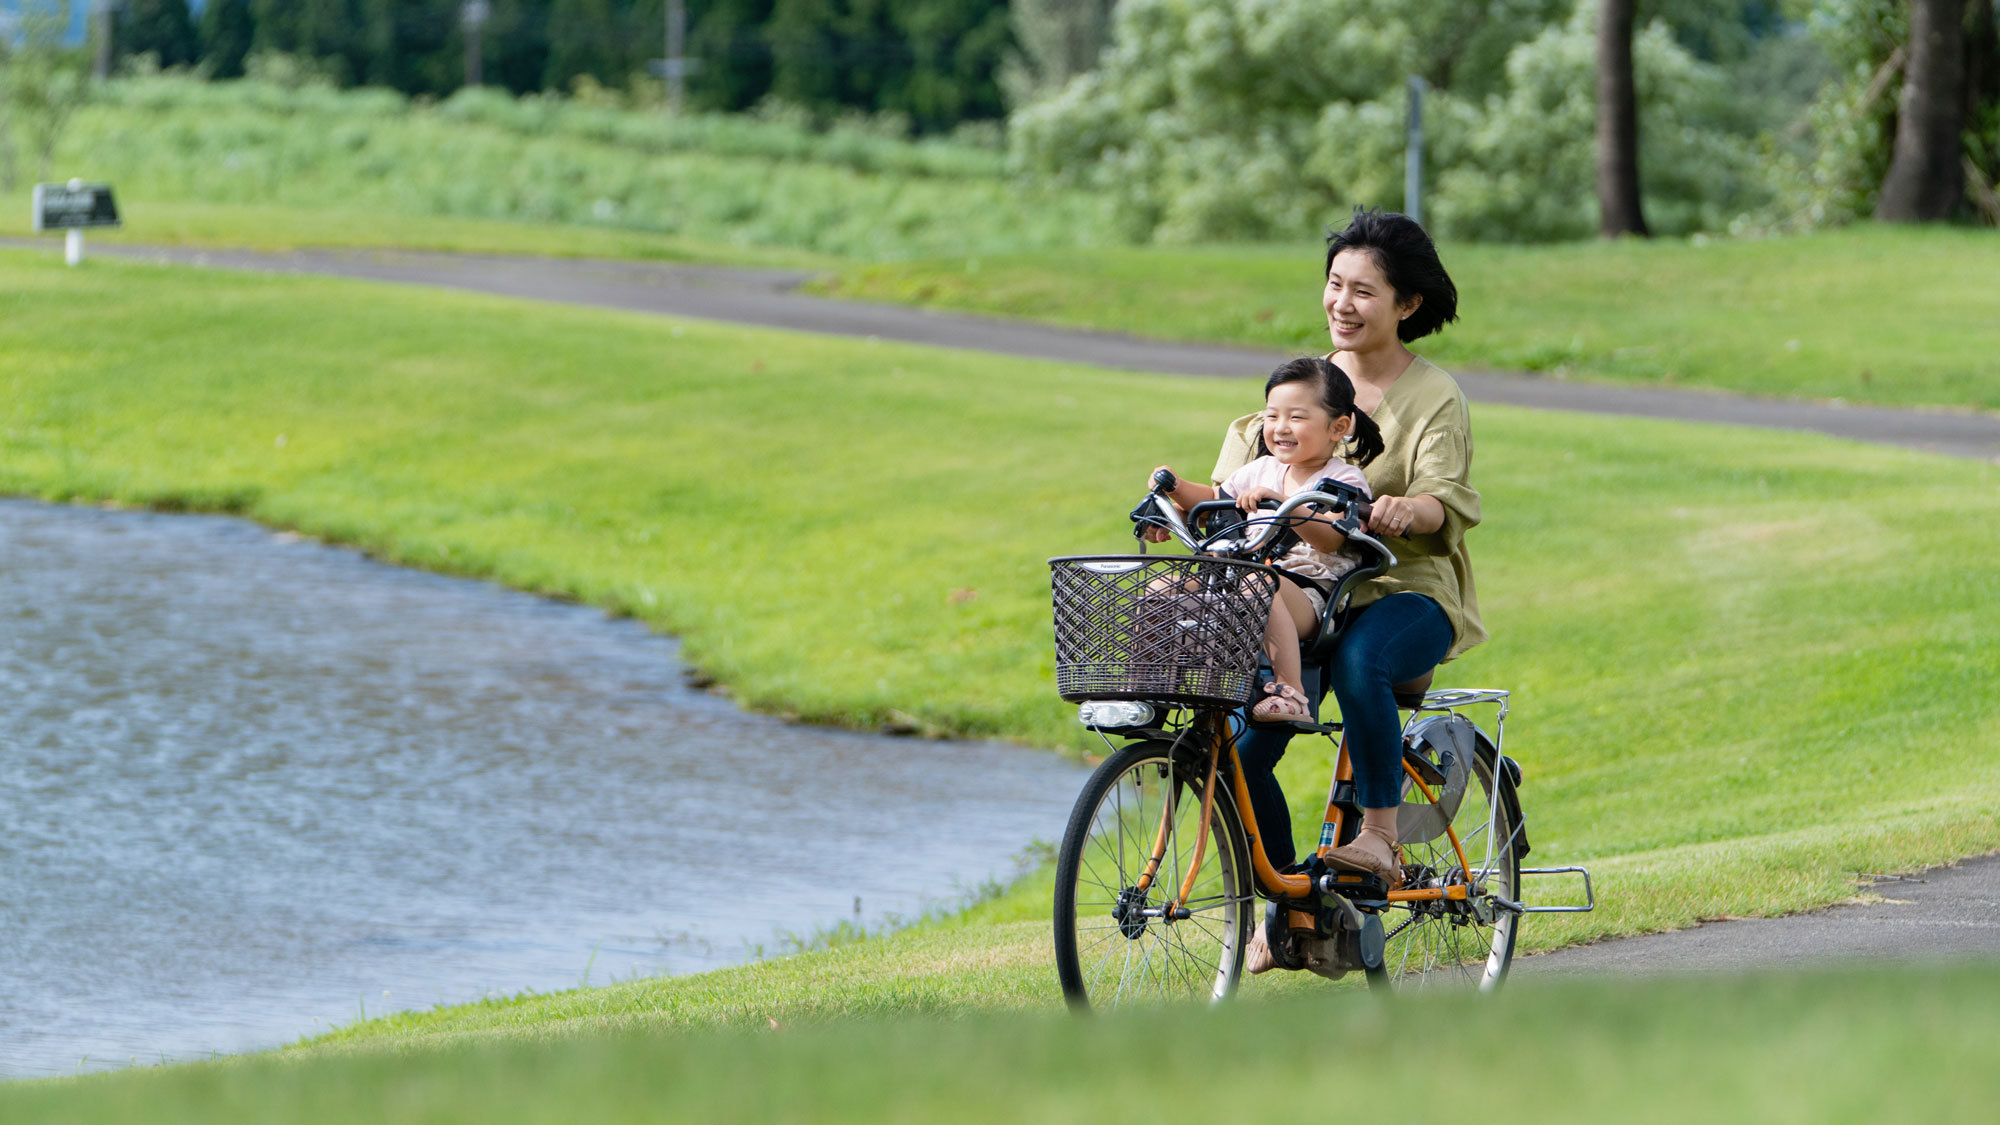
92,0,120,80
462,0,491,88
648,0,696,115
666,0,687,115
1404,75,1426,226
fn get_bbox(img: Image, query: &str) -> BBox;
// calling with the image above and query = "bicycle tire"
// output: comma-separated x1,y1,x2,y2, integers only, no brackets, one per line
1367,732,1521,991
1053,737,1254,1011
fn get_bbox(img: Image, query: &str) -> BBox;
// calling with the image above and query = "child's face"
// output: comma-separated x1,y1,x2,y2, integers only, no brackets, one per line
1262,381,1350,467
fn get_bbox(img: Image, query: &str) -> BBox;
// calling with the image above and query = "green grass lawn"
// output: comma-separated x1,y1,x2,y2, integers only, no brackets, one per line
817,224,2000,411
2,248,1997,1097
11,962,2000,1122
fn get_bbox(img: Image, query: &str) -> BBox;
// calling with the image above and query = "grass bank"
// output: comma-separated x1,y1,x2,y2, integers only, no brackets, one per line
819,224,2000,411
2,250,1997,1060
11,962,2000,1121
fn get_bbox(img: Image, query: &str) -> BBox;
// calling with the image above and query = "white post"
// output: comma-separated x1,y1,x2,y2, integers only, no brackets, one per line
65,228,84,266
1405,75,1427,226
666,0,687,115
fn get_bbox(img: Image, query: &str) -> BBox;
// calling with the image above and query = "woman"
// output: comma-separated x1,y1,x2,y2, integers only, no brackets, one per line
1215,210,1485,909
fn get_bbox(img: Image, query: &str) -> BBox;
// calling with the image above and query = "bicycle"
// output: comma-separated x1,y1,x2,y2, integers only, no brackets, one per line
1048,470,1593,1009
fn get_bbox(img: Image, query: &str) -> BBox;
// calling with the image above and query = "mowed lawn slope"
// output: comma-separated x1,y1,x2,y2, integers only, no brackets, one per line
820,225,2000,411
10,964,2000,1123
2,250,1996,1042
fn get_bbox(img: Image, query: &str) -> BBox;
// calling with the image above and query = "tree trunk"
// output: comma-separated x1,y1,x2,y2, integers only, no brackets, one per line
1595,0,1648,238
1876,0,1968,221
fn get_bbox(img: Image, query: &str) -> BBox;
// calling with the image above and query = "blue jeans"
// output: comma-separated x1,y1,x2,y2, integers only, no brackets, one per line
1236,593,1454,868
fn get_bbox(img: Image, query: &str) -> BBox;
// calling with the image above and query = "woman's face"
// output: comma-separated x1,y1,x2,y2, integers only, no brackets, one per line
1324,248,1419,354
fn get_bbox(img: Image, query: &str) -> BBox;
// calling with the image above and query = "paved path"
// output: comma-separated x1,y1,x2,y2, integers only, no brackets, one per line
55,242,2000,463
1516,854,2000,976
45,239,2000,973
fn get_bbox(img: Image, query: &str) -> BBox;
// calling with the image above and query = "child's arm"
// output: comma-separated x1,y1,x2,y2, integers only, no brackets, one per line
1291,512,1349,554
1149,465,1217,509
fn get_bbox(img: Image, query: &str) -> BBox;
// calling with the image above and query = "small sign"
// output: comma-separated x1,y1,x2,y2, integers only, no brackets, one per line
32,181,120,231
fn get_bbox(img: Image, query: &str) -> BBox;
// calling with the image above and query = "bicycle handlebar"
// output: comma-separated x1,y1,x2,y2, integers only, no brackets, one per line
1132,474,1396,571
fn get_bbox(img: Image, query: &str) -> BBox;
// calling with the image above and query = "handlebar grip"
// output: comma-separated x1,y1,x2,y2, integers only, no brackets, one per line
1151,468,1179,494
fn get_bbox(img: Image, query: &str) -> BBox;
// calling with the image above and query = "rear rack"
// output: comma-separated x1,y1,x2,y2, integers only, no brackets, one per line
1499,866,1596,914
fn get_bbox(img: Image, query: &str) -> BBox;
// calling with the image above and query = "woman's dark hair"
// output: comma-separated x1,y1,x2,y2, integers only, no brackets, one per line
1323,208,1458,343
1253,356,1384,468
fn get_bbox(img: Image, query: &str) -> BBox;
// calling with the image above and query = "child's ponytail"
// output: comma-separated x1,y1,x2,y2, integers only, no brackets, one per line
1344,407,1384,468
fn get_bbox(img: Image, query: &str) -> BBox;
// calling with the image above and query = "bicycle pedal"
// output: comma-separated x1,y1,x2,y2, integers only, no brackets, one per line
1319,869,1391,908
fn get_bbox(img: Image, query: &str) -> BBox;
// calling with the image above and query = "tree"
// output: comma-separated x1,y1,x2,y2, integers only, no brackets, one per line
4,1,92,182
1596,0,1649,236
199,0,257,78
119,0,200,70
1000,0,1114,108
1876,0,1967,219
687,0,776,110
544,0,629,92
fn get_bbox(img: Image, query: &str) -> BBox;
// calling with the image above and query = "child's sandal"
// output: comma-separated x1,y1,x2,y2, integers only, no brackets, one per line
1250,682,1312,724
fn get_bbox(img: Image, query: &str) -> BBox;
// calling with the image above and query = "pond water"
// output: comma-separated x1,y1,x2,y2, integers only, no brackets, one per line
0,499,1085,1078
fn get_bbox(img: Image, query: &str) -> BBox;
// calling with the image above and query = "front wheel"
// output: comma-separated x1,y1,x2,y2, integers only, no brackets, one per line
1053,738,1254,1011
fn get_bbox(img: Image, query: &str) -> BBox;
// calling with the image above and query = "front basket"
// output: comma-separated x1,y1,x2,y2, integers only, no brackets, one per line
1049,555,1280,708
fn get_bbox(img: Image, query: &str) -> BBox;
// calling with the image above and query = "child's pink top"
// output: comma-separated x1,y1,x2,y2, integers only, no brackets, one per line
1220,455,1372,584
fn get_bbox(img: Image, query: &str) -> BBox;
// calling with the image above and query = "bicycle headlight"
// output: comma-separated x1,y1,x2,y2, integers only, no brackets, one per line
1077,701,1155,729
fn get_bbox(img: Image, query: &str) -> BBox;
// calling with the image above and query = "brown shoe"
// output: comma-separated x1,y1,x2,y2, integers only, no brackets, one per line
1322,818,1404,891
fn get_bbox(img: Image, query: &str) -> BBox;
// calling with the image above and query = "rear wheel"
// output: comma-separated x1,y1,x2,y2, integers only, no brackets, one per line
1368,738,1521,991
1053,737,1254,1010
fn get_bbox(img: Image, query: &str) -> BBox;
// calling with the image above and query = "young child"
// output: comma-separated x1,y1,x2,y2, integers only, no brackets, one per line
1150,356,1384,723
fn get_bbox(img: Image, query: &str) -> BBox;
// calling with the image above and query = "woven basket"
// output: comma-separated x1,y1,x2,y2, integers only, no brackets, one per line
1049,555,1280,708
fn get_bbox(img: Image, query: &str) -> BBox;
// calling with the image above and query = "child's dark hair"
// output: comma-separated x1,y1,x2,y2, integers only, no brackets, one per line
1253,356,1384,468
1324,208,1458,343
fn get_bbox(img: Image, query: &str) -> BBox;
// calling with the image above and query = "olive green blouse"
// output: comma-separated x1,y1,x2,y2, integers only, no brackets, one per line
1210,354,1487,661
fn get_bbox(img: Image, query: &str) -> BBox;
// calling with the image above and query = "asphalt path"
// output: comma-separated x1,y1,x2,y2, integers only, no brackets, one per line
50,241,2000,463
1515,854,2000,976
44,239,2000,973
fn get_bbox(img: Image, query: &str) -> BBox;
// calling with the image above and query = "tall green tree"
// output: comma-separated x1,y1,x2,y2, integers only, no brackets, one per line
687,0,776,110
882,0,1007,128
118,0,200,69
765,0,1006,130
1001,0,1113,108
544,0,631,91
198,0,256,78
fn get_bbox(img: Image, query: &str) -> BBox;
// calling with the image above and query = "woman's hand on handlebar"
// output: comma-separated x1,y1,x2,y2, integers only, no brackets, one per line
1366,493,1445,539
